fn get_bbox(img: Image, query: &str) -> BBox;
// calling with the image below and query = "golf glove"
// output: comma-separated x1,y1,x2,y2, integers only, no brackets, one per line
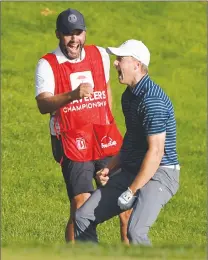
118,187,137,210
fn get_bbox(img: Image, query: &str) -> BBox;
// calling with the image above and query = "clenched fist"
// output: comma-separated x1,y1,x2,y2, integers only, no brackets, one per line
96,168,109,186
71,83,93,100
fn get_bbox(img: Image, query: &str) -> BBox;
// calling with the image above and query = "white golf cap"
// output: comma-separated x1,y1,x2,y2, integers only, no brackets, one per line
106,39,150,66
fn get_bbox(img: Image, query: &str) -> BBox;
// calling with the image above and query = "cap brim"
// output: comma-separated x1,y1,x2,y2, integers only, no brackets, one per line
60,25,86,35
106,47,131,57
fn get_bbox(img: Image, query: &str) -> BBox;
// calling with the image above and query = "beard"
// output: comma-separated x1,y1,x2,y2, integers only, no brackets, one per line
60,41,84,60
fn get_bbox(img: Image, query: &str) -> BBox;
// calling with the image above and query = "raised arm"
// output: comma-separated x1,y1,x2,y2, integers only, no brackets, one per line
35,58,93,114
36,84,93,114
36,91,76,114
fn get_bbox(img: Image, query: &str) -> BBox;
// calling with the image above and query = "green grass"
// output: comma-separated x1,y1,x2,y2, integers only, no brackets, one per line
1,244,206,260
1,1,207,259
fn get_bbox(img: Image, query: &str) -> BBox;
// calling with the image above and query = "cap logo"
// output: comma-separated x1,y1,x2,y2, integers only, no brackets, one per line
68,14,77,23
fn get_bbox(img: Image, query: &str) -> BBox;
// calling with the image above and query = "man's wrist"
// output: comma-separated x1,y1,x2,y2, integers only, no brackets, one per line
106,165,113,172
129,185,138,195
68,90,76,101
106,161,120,173
127,187,133,194
106,165,119,175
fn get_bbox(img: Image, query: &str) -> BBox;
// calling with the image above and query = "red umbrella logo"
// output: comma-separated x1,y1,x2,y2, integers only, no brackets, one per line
77,75,87,82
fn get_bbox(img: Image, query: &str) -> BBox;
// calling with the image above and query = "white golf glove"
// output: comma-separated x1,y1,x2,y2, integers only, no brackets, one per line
118,187,137,210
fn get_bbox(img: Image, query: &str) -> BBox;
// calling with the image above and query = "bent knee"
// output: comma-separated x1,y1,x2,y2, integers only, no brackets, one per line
74,206,91,223
127,226,150,245
74,207,83,222
72,193,91,210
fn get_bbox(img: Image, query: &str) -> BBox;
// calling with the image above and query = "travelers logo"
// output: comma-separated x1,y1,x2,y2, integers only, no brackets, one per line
76,138,86,150
70,71,94,90
77,75,87,82
101,136,117,149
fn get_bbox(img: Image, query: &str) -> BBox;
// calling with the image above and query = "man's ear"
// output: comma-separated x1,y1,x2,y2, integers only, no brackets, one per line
134,61,140,71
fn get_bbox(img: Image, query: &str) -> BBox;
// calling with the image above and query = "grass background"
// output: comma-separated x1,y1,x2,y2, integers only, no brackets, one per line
1,1,207,259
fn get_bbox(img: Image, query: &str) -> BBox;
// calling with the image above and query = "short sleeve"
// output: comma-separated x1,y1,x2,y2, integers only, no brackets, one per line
35,58,55,97
96,46,110,83
141,97,169,136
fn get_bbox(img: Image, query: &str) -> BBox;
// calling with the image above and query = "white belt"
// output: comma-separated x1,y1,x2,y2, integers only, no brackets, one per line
160,164,180,170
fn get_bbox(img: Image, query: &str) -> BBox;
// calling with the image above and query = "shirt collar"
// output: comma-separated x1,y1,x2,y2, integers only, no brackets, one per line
52,45,86,64
131,74,150,96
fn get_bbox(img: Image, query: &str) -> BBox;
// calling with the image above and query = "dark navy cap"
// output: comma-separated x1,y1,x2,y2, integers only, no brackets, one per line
56,8,86,34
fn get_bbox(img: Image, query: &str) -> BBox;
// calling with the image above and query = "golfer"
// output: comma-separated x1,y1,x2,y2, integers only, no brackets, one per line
35,8,132,243
74,39,180,245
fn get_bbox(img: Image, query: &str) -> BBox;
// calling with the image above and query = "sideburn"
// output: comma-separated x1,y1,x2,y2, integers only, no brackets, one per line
59,43,71,60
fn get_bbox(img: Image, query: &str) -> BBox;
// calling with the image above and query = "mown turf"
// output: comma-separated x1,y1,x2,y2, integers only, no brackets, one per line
1,243,207,260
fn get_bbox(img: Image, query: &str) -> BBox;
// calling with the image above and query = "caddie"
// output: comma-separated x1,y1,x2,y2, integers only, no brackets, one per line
34,8,133,243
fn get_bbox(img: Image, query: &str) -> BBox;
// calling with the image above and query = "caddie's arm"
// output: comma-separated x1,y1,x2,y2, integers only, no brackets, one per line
36,91,75,114
36,83,93,114
129,132,166,194
35,58,93,114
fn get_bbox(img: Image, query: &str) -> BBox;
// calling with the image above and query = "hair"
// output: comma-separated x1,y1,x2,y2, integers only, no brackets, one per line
132,57,148,73
141,63,148,73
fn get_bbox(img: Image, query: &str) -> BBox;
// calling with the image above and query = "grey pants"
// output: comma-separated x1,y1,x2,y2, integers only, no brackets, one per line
74,167,179,245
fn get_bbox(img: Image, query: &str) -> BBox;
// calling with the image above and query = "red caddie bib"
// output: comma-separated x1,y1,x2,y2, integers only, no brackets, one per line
43,45,123,162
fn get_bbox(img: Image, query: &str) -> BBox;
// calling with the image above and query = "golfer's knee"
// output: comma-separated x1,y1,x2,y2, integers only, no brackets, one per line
74,209,83,233
74,207,84,223
127,225,151,245
74,207,90,227
74,207,92,239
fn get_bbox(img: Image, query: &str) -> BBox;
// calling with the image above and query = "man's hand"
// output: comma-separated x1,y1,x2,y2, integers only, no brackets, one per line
118,188,137,210
71,83,93,100
96,168,109,186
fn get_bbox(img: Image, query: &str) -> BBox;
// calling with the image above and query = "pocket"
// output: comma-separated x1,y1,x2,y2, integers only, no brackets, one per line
93,123,123,157
61,124,94,162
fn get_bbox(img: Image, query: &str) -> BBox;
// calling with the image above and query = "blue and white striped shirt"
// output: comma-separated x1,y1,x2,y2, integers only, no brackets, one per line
120,74,179,173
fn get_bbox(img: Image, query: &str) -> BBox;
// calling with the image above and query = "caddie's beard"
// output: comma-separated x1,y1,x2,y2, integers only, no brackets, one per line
60,42,84,60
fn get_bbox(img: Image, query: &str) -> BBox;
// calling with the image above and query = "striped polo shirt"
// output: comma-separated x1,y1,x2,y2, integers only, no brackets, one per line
120,74,179,173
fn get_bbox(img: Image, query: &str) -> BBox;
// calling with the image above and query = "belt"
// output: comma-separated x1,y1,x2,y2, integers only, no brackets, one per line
160,164,180,170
